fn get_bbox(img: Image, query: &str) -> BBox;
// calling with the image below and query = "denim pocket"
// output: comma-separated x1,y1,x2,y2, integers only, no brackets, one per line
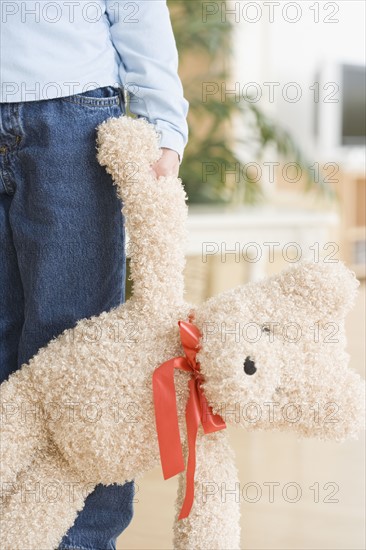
62,86,124,108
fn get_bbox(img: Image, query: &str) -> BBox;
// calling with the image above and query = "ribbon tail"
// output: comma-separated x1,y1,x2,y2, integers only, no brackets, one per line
152,359,185,479
178,378,202,520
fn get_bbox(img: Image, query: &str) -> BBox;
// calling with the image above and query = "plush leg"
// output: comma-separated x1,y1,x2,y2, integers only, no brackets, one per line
173,430,241,550
0,440,94,550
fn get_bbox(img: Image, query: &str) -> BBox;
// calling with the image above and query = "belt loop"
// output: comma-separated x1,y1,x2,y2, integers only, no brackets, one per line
119,86,126,108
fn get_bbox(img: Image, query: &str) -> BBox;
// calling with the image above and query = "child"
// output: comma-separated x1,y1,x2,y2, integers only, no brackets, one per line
0,1,188,549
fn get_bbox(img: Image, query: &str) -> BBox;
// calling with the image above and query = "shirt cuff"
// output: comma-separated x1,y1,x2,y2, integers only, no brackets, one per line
154,124,187,164
135,115,187,164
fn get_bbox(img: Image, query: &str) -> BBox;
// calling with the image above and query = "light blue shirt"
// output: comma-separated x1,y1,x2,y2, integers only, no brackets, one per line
0,0,189,158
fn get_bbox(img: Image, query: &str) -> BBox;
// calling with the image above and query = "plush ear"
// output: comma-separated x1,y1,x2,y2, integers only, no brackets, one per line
275,260,359,319
96,115,162,182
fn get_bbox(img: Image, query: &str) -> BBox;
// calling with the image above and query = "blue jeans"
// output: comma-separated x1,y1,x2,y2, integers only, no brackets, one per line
0,86,134,550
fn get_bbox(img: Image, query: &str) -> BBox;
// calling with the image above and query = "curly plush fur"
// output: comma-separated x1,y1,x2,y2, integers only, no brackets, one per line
0,116,364,550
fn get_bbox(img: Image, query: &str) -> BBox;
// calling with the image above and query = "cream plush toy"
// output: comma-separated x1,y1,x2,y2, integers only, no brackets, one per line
0,116,364,550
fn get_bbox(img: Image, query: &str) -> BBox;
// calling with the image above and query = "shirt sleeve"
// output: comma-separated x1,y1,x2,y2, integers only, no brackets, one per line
105,0,189,161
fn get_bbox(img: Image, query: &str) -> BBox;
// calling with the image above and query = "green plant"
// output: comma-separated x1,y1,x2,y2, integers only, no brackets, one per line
168,0,333,203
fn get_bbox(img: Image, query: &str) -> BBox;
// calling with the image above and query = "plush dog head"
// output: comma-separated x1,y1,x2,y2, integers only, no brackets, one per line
97,115,365,443
194,260,365,441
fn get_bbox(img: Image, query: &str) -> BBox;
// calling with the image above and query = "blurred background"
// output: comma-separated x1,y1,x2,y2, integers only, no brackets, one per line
119,1,365,548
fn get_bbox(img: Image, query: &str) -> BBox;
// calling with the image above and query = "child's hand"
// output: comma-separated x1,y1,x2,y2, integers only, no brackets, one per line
151,148,180,178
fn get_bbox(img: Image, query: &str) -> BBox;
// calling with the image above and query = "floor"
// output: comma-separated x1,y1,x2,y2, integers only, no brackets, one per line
117,283,365,550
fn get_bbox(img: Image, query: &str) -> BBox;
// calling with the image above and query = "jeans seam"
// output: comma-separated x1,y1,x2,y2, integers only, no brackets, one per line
62,96,120,107
0,160,15,195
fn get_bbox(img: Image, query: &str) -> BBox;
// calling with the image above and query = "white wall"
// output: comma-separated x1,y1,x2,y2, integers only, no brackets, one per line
231,0,365,159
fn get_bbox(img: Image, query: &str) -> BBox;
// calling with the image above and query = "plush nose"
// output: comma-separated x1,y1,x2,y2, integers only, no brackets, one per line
243,356,257,375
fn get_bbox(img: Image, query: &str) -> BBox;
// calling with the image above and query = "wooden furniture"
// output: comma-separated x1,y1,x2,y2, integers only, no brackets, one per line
335,171,366,279
185,205,338,293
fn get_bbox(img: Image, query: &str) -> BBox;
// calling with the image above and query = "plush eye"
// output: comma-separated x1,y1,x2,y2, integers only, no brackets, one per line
243,356,257,375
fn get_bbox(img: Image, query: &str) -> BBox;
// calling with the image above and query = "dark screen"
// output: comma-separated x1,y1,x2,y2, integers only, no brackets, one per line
342,64,366,146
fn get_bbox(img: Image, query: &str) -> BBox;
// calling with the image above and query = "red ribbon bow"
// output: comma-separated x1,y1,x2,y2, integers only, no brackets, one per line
152,318,226,519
